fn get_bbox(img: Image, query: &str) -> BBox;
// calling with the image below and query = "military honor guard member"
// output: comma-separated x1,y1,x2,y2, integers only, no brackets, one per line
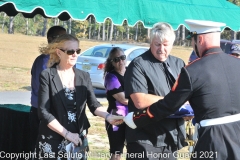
124,19,240,160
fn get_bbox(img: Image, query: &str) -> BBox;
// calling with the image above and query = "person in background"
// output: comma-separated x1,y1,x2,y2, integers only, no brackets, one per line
104,47,128,160
124,19,240,159
124,22,188,160
29,26,66,153
230,43,240,58
36,34,122,159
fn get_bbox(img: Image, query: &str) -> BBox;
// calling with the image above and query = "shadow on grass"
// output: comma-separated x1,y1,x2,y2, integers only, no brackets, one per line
20,86,31,91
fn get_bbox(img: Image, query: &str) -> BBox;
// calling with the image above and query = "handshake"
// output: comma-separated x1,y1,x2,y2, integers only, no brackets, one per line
107,107,153,129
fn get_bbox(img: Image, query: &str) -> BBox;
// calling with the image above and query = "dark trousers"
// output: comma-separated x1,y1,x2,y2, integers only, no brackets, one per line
29,107,40,153
105,121,126,154
126,142,176,160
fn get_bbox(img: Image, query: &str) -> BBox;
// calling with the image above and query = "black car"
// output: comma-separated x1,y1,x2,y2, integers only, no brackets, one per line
188,39,233,64
220,39,232,54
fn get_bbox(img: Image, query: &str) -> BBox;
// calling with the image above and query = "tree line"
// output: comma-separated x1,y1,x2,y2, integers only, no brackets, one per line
0,13,152,42
0,0,239,45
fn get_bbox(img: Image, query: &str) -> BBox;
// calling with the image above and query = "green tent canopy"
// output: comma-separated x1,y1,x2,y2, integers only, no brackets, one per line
0,0,240,31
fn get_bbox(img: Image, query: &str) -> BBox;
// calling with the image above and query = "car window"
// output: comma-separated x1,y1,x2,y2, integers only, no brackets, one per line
92,48,108,57
105,48,127,58
128,48,147,60
81,46,112,57
80,47,95,56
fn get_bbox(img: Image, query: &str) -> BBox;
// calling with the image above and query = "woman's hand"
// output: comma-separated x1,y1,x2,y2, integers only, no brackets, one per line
113,120,124,125
106,114,124,125
65,131,82,146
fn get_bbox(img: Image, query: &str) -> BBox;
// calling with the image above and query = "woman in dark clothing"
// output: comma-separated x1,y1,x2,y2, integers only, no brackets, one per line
36,34,122,159
104,47,128,160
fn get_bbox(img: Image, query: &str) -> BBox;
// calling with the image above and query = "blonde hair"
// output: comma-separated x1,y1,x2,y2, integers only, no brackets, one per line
39,34,79,67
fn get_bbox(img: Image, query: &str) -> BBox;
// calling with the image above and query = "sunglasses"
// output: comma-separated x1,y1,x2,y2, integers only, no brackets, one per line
59,48,81,55
51,35,60,39
111,55,126,63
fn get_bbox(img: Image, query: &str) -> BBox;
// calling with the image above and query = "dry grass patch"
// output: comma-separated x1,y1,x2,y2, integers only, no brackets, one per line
0,33,104,91
0,66,31,90
85,106,112,160
0,32,192,91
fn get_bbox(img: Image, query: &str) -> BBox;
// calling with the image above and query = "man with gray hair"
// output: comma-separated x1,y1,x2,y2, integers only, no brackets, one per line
124,22,188,160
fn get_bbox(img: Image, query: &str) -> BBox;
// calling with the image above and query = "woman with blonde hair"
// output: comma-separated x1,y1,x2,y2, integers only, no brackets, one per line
36,34,122,159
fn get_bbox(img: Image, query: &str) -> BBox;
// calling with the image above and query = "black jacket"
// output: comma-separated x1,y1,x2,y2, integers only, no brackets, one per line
38,64,101,139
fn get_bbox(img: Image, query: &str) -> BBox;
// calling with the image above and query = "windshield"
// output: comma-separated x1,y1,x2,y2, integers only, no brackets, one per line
81,46,126,58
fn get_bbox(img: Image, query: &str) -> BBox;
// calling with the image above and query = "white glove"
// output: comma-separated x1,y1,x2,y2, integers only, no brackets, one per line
123,112,137,129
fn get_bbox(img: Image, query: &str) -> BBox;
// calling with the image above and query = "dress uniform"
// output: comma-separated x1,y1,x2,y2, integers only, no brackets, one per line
124,20,240,160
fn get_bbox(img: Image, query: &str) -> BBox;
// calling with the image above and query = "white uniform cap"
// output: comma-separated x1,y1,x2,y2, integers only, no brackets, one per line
185,19,226,38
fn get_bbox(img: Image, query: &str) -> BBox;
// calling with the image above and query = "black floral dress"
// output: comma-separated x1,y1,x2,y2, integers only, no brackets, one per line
36,87,79,160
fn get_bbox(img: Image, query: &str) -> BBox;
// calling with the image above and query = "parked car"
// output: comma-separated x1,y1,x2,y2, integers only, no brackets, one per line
220,39,232,54
232,40,240,44
188,39,234,64
76,44,148,89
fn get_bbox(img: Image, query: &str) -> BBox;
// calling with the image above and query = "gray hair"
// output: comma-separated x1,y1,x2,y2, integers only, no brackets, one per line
150,22,176,44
